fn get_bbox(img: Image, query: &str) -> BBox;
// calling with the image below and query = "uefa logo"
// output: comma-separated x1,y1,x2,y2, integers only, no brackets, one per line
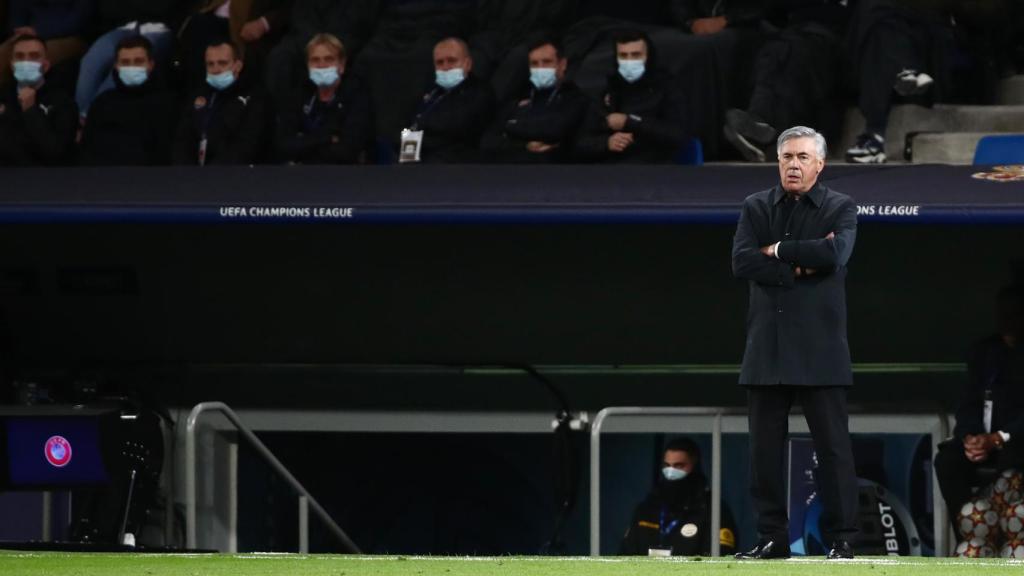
44,435,72,468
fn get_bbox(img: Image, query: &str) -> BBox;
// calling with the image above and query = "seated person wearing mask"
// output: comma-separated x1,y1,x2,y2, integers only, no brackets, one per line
575,30,689,164
620,437,737,557
80,35,176,165
276,32,371,164
481,37,588,163
0,34,77,165
397,36,493,164
174,40,268,165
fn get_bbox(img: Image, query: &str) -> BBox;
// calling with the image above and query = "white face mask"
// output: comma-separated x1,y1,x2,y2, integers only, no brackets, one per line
435,68,465,90
617,59,646,83
13,60,43,84
529,67,557,90
662,466,688,481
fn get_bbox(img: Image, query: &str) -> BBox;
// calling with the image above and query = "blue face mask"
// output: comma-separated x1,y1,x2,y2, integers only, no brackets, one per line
617,59,646,84
206,70,236,91
309,66,340,88
529,67,557,90
662,466,688,481
118,66,149,87
13,60,43,84
435,68,465,91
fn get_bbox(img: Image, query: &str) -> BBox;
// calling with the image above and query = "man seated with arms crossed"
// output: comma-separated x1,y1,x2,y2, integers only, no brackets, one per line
276,33,371,164
575,30,690,163
481,37,588,163
0,34,76,165
80,35,176,165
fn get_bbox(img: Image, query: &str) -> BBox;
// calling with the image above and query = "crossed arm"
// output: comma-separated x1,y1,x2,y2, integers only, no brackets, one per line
732,196,857,285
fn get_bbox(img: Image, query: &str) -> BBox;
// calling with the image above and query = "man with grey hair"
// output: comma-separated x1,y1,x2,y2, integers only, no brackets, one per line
731,126,859,560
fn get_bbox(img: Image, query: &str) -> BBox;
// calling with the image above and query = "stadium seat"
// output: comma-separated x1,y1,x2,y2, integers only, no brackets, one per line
375,139,397,165
675,137,704,165
973,134,1024,165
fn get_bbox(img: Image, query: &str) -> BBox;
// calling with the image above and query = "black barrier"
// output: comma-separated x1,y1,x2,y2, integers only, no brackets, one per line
1,165,1023,224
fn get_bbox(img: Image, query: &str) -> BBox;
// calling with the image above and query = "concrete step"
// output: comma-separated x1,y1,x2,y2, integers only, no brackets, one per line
838,104,1024,162
997,75,1024,105
907,132,992,164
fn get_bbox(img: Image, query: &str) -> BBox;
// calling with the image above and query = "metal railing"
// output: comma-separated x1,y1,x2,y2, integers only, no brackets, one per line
589,407,951,557
184,401,360,553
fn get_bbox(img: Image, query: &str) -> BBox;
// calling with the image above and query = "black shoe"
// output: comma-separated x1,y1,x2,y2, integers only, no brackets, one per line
845,132,886,163
826,540,854,559
734,538,790,560
723,109,776,163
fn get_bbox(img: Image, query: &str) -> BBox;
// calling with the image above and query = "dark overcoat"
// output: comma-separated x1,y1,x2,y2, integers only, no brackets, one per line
731,182,857,386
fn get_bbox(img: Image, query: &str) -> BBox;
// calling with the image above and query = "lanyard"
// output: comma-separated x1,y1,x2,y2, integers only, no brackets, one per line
197,92,219,166
303,92,337,130
659,507,680,546
411,87,449,131
528,86,561,109
199,92,219,139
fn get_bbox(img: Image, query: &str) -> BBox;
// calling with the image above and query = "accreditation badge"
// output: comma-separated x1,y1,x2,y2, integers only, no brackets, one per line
399,128,424,163
198,137,208,167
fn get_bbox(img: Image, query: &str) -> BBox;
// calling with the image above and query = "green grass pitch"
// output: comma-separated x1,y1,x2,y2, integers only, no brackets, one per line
2,552,1022,576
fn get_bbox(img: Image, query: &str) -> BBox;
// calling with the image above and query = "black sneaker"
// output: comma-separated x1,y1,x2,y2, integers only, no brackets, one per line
894,69,934,97
845,132,886,163
734,538,791,560
826,540,854,559
723,109,776,162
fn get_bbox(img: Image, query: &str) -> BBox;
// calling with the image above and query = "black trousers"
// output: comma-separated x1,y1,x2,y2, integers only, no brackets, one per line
934,439,1024,530
747,24,843,136
747,386,859,543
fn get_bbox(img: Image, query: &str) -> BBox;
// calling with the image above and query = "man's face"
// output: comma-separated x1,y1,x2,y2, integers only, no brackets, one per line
663,449,694,475
616,39,647,62
11,39,49,73
433,40,471,74
528,43,566,82
205,44,242,76
778,136,825,194
308,43,345,75
115,46,153,73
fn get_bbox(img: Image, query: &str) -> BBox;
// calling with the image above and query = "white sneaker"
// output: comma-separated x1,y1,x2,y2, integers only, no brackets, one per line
894,69,934,97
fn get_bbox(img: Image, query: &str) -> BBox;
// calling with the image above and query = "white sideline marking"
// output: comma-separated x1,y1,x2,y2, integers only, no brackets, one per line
5,551,1024,567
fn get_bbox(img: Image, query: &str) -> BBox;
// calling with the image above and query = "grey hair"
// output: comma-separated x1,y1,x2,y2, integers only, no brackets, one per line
776,126,827,159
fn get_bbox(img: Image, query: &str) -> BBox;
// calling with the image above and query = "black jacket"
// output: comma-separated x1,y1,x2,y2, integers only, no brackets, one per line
731,183,858,386
174,75,268,165
0,81,78,166
276,76,371,164
80,73,176,165
575,70,689,164
620,475,737,556
481,81,588,163
408,75,494,163
953,335,1024,441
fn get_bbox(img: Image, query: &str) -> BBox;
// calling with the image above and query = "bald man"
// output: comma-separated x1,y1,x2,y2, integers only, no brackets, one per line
399,37,494,163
